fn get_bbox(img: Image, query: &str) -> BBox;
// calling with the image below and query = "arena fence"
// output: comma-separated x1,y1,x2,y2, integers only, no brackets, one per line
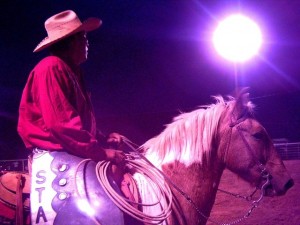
0,142,299,172
275,142,300,160
0,158,28,172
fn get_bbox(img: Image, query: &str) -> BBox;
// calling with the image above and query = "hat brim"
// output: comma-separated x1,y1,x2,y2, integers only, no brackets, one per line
33,17,102,53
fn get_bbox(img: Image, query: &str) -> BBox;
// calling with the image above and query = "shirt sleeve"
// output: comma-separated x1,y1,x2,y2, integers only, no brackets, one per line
35,58,105,160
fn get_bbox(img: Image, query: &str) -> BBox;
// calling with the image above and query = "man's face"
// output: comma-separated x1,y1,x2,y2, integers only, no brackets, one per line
72,31,88,65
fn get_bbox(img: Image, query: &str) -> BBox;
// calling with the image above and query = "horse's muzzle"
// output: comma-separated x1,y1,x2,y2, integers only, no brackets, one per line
265,178,294,196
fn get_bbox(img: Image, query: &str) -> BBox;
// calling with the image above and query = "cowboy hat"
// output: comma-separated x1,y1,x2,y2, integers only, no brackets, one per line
33,10,102,52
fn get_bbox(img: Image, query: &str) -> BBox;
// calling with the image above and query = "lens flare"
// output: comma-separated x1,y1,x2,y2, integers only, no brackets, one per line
76,198,96,216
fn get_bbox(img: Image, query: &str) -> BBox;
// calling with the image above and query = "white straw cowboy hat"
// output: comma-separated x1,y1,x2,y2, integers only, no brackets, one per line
33,10,102,52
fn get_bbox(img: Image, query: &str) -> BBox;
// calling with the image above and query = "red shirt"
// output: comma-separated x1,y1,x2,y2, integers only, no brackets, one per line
18,56,102,157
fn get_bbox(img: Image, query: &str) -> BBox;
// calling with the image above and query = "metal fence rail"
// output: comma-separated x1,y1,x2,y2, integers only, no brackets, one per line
0,158,28,172
0,142,299,172
275,142,300,160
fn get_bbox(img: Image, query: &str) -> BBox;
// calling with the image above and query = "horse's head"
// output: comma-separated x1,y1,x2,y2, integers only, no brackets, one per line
219,88,294,196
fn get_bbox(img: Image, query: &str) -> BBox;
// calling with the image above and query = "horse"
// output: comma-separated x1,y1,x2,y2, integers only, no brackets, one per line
28,88,293,225
129,88,294,225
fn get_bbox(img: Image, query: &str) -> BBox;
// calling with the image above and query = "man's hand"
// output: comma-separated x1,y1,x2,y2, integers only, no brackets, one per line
103,149,126,186
104,148,125,164
107,132,124,149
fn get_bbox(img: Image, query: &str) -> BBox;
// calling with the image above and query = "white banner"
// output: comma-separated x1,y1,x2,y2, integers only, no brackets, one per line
31,152,57,224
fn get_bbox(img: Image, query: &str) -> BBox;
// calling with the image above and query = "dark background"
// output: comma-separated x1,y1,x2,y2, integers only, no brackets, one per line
0,0,299,160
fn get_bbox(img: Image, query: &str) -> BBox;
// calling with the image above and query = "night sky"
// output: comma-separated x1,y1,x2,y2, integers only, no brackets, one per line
1,0,300,160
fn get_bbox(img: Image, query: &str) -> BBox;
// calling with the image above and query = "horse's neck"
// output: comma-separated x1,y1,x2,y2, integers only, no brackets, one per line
163,161,224,225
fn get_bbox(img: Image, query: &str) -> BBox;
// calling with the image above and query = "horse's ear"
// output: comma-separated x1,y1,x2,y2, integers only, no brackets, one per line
232,87,250,119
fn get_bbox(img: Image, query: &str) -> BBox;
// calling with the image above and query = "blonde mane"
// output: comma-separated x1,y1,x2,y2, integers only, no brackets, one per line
143,96,231,167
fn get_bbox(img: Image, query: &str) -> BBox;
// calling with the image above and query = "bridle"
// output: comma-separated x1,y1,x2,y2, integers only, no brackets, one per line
229,111,271,182
209,113,272,224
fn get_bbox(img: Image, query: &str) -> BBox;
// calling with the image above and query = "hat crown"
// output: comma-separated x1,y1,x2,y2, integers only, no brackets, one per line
45,10,82,40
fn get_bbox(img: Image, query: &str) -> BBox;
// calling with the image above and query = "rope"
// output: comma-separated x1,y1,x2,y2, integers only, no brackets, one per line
73,157,173,224
96,159,173,224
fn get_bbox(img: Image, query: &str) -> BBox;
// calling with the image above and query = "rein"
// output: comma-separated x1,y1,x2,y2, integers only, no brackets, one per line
120,113,271,225
229,113,271,185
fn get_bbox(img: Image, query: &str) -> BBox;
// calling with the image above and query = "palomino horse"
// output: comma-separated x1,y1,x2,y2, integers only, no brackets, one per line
28,89,293,225
130,88,294,225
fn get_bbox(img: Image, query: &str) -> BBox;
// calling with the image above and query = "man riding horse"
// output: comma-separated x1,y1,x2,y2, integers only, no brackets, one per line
16,9,294,225
17,10,126,224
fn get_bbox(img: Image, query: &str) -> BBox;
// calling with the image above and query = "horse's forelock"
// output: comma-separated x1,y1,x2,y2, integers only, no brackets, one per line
143,96,229,167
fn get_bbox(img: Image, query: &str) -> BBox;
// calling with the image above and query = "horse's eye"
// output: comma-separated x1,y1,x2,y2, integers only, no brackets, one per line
252,132,264,140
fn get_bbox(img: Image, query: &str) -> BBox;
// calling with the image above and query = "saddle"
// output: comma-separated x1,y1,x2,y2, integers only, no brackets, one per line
30,151,126,225
0,171,31,225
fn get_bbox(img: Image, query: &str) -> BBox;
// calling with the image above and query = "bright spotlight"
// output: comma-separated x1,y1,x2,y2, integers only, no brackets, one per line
213,14,262,63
